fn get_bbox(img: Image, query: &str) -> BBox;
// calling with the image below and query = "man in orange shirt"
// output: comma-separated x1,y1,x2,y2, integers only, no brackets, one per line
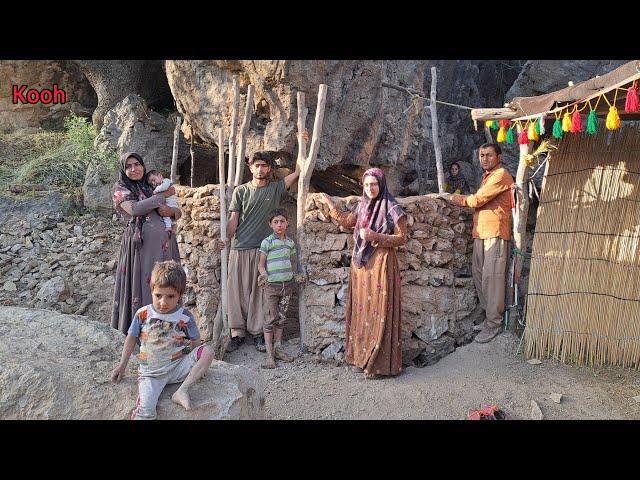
440,143,515,343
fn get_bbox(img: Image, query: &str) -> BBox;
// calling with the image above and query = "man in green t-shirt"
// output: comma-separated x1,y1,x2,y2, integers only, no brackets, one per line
222,151,301,352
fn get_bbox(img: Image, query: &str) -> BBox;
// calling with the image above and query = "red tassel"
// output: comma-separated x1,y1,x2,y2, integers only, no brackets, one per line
625,83,639,113
499,119,509,128
570,111,582,133
517,128,529,144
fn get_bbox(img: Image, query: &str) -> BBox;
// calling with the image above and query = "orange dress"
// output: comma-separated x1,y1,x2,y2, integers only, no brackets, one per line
332,208,407,377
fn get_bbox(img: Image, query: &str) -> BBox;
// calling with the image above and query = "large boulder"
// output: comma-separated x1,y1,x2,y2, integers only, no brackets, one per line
0,60,96,132
73,60,174,131
165,60,514,195
84,94,192,210
0,307,265,419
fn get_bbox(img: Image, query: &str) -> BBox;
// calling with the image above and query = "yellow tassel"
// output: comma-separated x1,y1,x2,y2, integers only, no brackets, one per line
562,112,572,132
605,106,621,130
527,122,539,141
485,120,493,128
496,126,506,142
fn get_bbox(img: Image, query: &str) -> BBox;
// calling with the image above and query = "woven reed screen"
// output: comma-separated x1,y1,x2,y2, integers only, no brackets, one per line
524,124,640,368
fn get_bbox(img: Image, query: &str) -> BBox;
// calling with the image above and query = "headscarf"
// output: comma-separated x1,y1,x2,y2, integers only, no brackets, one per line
352,167,405,268
112,152,155,247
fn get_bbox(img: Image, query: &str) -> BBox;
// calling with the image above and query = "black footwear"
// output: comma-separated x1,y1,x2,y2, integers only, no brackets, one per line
254,335,266,352
226,336,245,353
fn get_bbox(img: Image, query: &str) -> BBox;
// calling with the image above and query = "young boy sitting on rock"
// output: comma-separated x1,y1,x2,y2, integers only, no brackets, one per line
110,260,214,420
257,209,304,369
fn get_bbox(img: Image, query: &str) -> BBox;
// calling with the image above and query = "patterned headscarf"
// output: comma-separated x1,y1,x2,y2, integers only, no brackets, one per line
112,152,154,211
352,167,405,268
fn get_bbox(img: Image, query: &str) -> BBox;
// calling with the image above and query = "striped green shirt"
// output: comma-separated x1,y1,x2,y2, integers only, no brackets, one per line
259,233,297,283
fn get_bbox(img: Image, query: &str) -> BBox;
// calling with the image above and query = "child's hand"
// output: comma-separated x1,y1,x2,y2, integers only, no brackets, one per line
111,364,126,383
257,273,268,287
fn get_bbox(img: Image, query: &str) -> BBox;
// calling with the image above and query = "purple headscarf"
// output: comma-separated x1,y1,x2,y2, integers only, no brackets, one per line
352,167,405,268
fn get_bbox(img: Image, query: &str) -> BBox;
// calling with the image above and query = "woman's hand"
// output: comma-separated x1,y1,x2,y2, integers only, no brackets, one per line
157,204,174,217
316,193,335,209
359,227,375,242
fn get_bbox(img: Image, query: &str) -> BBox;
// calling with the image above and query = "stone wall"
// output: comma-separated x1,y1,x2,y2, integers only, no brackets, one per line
175,186,478,366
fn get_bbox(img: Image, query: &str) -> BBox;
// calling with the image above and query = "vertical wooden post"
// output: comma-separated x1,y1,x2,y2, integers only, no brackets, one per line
513,124,530,285
297,84,327,349
234,84,254,187
227,76,240,190
430,67,445,193
170,116,181,183
189,125,195,188
216,127,230,356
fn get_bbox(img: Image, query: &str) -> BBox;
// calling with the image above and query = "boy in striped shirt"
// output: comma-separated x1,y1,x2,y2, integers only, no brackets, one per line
258,208,301,368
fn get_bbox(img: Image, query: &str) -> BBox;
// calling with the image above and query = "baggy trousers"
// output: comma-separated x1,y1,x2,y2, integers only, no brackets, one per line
472,237,509,330
228,248,264,337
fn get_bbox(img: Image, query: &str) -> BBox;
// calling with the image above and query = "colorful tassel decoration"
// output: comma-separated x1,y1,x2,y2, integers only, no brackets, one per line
562,112,572,132
552,118,563,138
537,115,545,135
605,106,621,130
527,122,539,141
499,119,509,128
570,110,582,133
485,120,493,128
496,127,506,142
517,128,529,144
625,83,639,113
586,110,598,134
506,127,515,144
491,119,499,130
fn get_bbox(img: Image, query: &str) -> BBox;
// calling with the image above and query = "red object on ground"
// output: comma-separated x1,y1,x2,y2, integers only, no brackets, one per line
467,405,508,420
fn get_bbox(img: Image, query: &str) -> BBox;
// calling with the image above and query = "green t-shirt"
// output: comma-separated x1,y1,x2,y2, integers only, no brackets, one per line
229,179,287,250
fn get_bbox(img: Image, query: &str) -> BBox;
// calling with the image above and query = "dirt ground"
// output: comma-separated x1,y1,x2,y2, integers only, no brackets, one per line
226,333,640,420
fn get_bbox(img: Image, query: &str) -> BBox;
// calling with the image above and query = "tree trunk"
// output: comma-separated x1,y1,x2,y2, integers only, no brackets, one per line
429,67,445,193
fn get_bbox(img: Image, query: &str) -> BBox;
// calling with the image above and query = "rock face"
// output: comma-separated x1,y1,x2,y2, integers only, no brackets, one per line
74,60,174,130
506,60,629,99
165,60,516,195
0,306,265,419
0,60,97,132
85,94,192,210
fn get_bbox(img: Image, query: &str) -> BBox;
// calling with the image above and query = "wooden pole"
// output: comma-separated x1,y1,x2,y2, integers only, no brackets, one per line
297,84,327,349
514,124,530,285
227,76,240,190
170,116,181,183
189,125,195,188
430,67,445,193
214,127,231,358
234,84,254,187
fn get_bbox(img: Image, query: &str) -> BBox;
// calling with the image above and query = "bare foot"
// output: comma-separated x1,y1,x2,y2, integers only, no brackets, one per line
261,355,276,369
171,388,192,410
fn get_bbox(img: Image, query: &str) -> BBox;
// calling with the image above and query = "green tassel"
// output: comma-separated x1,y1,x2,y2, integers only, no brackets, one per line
552,118,563,139
506,127,515,144
491,119,499,130
586,110,598,135
535,117,541,135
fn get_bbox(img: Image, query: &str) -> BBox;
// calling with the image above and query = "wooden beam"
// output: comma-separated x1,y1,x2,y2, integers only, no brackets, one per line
170,116,181,183
234,84,254,187
189,125,195,188
212,127,230,359
226,76,240,189
430,67,445,193
297,84,328,349
471,108,518,122
513,124,530,286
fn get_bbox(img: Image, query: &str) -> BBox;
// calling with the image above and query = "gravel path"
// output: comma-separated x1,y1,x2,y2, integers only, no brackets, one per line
226,333,640,420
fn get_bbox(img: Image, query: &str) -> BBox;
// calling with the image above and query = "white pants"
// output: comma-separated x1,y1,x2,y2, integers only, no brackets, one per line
131,345,204,420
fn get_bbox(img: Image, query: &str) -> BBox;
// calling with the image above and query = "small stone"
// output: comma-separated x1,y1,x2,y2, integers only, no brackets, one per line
3,281,17,291
10,244,22,253
527,359,543,365
550,393,562,404
73,226,83,236
25,237,33,248
530,400,544,420
632,395,640,404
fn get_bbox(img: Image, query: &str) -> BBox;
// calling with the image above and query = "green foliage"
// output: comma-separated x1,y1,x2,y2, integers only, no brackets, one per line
3,114,119,190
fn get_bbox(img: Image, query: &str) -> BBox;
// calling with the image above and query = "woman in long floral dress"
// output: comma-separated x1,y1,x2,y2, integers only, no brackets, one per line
317,168,407,378
111,152,182,335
